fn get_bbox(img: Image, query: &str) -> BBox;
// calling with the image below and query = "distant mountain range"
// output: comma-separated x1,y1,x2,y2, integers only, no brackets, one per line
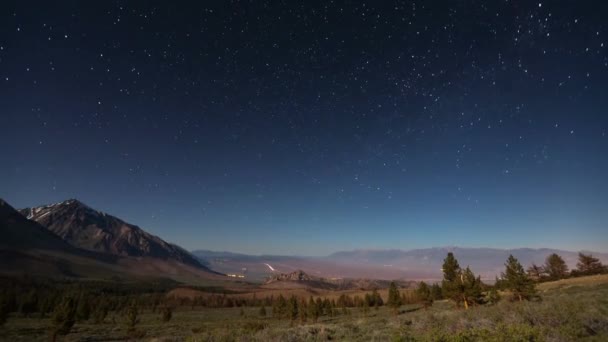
3,197,607,285
194,247,608,282
0,198,220,283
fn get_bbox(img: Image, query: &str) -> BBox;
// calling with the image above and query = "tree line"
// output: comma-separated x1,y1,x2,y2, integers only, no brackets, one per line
525,252,606,282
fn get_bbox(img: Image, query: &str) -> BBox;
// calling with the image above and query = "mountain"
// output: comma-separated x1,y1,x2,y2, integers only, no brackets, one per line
194,247,608,282
20,199,203,269
326,247,608,280
1,198,72,251
0,198,222,283
1,198,121,277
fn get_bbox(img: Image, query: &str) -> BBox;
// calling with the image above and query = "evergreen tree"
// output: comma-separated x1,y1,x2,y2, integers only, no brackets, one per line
487,287,501,305
298,299,307,324
76,294,91,321
502,254,537,301
18,289,38,317
430,283,443,300
526,263,545,282
125,301,139,332
544,253,569,280
51,297,77,342
387,281,401,314
287,296,298,322
441,252,461,304
161,306,172,322
0,294,9,327
361,299,370,315
308,297,319,323
370,288,383,307
576,253,606,276
416,281,433,308
274,295,287,318
461,267,484,308
92,298,109,324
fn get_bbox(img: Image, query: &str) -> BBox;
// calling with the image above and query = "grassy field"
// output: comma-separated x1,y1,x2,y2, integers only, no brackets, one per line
1,276,608,341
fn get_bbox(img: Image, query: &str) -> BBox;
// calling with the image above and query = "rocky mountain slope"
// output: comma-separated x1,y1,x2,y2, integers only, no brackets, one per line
20,199,203,268
1,198,221,283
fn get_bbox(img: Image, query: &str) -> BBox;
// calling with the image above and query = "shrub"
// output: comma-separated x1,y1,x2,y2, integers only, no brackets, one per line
50,297,77,342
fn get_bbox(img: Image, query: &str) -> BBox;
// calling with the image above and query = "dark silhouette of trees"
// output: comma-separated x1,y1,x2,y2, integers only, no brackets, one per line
298,299,307,324
125,301,139,332
416,281,433,308
287,296,298,322
387,281,401,314
273,294,286,318
502,255,537,301
544,253,569,280
430,283,443,300
308,297,319,323
92,297,109,324
575,253,606,276
51,297,77,342
0,294,9,327
76,293,91,322
18,289,38,317
461,267,484,308
161,306,172,322
487,287,501,305
526,263,546,281
441,253,483,309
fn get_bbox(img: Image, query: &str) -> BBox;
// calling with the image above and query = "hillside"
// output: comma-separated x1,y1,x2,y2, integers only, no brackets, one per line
20,199,205,269
0,198,222,284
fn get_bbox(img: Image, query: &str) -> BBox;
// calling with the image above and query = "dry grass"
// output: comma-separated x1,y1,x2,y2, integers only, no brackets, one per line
537,274,608,291
3,275,608,341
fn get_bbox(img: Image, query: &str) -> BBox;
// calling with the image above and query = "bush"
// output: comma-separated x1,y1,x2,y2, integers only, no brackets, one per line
161,306,172,322
50,297,77,342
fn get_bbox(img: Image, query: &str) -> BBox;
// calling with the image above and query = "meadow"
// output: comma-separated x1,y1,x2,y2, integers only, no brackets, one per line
1,275,607,341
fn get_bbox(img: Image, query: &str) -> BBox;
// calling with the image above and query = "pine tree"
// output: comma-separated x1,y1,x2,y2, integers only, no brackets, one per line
544,253,568,280
526,263,545,281
76,294,91,322
416,281,433,308
370,288,383,308
576,253,606,276
51,297,77,342
441,252,463,307
461,267,483,308
387,282,401,314
287,296,298,322
298,299,307,324
0,293,9,327
19,289,38,317
430,283,443,300
502,254,537,301
487,287,501,305
275,295,286,318
308,297,319,323
161,306,172,322
92,297,109,324
125,300,139,332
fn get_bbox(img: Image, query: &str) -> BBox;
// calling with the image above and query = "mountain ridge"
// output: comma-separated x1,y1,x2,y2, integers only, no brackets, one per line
19,198,205,269
194,247,608,281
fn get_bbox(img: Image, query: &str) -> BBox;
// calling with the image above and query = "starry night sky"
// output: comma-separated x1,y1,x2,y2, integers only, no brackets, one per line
1,1,607,255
